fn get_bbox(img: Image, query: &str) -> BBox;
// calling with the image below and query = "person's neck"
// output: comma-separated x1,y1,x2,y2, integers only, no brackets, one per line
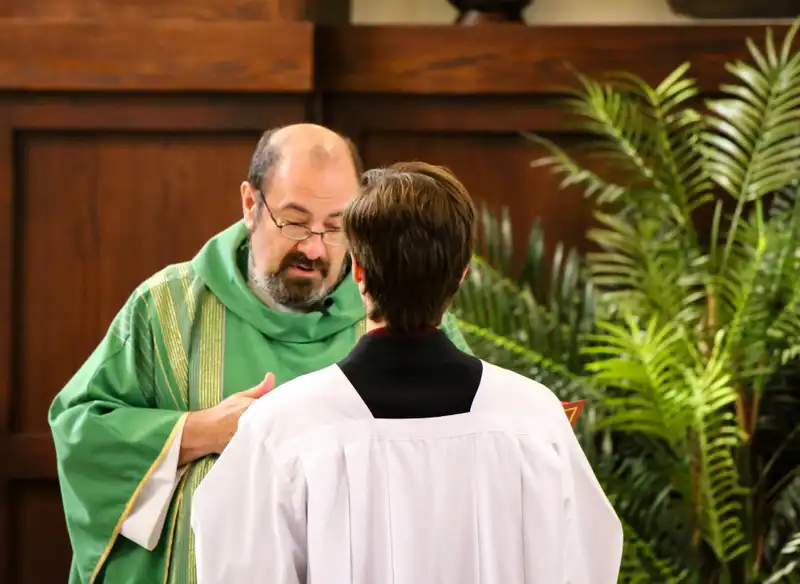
366,319,386,333
366,319,440,336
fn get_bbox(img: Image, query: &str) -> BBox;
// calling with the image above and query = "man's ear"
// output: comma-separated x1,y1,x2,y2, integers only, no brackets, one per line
351,256,364,284
241,181,258,230
351,256,369,296
459,264,470,285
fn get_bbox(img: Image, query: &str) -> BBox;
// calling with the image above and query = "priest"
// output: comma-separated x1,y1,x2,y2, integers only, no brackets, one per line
191,162,624,584
48,125,473,584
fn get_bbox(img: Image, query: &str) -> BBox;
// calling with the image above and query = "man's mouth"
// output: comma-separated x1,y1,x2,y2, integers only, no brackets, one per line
289,264,317,273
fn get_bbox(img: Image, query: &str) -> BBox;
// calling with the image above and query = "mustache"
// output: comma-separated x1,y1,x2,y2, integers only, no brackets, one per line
279,252,329,276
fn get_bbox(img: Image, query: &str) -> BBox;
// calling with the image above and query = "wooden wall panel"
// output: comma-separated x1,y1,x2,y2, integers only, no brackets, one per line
0,0,309,19
0,0,272,19
0,94,309,584
356,130,592,255
10,481,71,584
0,21,313,92
14,131,254,434
0,102,12,584
316,23,796,94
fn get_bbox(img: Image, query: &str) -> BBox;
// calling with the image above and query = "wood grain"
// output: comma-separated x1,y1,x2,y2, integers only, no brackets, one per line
0,113,11,443
0,0,277,19
0,105,11,584
5,94,308,131
317,22,798,93
3,434,54,480
0,20,314,92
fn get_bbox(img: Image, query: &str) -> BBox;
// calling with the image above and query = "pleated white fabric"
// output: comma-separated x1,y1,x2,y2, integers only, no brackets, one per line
192,362,623,584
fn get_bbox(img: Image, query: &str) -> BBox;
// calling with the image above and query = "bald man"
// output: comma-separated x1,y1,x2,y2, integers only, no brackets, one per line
49,125,473,584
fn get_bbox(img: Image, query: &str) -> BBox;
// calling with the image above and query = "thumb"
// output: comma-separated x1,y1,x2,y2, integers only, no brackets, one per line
240,372,276,399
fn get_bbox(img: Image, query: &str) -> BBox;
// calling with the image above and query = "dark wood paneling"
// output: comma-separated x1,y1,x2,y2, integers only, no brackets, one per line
9,481,71,584
0,0,278,19
356,130,593,255
2,94,309,131
323,94,571,132
14,131,256,433
4,434,52,480
0,107,11,584
0,21,314,92
317,23,797,93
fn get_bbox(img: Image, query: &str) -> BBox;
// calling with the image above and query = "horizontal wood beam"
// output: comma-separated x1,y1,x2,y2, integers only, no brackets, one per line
2,94,308,130
0,21,314,92
317,22,797,94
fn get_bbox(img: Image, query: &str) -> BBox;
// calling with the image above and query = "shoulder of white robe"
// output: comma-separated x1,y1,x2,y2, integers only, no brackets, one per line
240,364,362,449
475,361,565,417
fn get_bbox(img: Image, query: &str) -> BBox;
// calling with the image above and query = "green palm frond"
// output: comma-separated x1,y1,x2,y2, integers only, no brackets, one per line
707,21,800,284
599,455,695,582
526,133,628,205
618,520,692,584
587,212,706,327
764,531,800,583
584,315,693,445
512,17,800,583
705,22,800,205
611,62,714,221
584,315,747,562
454,203,595,375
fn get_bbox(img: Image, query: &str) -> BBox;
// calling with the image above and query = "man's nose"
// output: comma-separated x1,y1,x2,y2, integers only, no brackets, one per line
297,234,326,261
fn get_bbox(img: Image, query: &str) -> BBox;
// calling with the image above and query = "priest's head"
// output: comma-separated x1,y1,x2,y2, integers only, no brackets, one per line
241,124,363,311
345,162,476,333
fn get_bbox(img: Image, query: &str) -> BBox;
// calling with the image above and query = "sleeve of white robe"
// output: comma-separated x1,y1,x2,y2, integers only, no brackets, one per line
120,419,188,550
191,409,307,584
560,417,624,584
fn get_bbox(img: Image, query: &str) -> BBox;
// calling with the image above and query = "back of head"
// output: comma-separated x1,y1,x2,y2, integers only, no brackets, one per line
344,161,476,333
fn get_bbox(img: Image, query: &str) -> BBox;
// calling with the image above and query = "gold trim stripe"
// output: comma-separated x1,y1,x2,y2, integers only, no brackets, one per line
162,472,189,584
151,273,190,400
185,293,226,584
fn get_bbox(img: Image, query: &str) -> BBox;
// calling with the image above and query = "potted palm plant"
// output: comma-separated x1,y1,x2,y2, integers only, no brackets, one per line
520,19,800,583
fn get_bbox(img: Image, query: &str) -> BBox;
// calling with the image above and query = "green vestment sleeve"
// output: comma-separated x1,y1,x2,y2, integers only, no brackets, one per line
440,310,474,355
49,290,186,584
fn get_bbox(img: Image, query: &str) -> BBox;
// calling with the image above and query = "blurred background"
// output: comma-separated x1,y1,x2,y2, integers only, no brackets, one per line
1,1,800,582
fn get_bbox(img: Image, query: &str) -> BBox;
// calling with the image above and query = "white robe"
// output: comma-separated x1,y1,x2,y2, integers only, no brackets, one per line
191,361,623,584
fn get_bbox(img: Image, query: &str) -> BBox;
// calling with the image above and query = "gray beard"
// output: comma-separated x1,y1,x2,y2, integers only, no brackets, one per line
247,248,341,313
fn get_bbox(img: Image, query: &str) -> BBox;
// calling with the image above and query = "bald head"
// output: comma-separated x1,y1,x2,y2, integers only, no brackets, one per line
247,124,363,194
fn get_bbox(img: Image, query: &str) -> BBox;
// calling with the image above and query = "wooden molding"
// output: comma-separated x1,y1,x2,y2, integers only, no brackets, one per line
317,22,798,94
0,20,314,92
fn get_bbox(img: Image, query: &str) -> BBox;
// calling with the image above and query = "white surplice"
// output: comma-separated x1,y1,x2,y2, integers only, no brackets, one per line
191,361,623,584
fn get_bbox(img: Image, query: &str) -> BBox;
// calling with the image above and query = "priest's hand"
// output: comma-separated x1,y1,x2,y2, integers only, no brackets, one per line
178,373,276,465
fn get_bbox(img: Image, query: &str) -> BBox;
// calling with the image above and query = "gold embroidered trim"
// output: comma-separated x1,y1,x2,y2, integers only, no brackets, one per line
150,272,190,402
162,472,189,584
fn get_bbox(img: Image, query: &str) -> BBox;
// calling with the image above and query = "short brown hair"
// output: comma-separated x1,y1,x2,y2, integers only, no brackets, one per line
344,161,476,332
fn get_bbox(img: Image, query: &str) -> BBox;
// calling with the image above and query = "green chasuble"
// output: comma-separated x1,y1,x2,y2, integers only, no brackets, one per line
49,220,472,584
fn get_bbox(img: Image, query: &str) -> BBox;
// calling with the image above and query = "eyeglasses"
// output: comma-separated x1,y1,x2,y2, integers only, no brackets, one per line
257,189,347,247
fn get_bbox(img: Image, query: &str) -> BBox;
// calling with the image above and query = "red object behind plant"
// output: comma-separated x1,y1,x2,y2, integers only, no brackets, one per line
562,400,586,427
